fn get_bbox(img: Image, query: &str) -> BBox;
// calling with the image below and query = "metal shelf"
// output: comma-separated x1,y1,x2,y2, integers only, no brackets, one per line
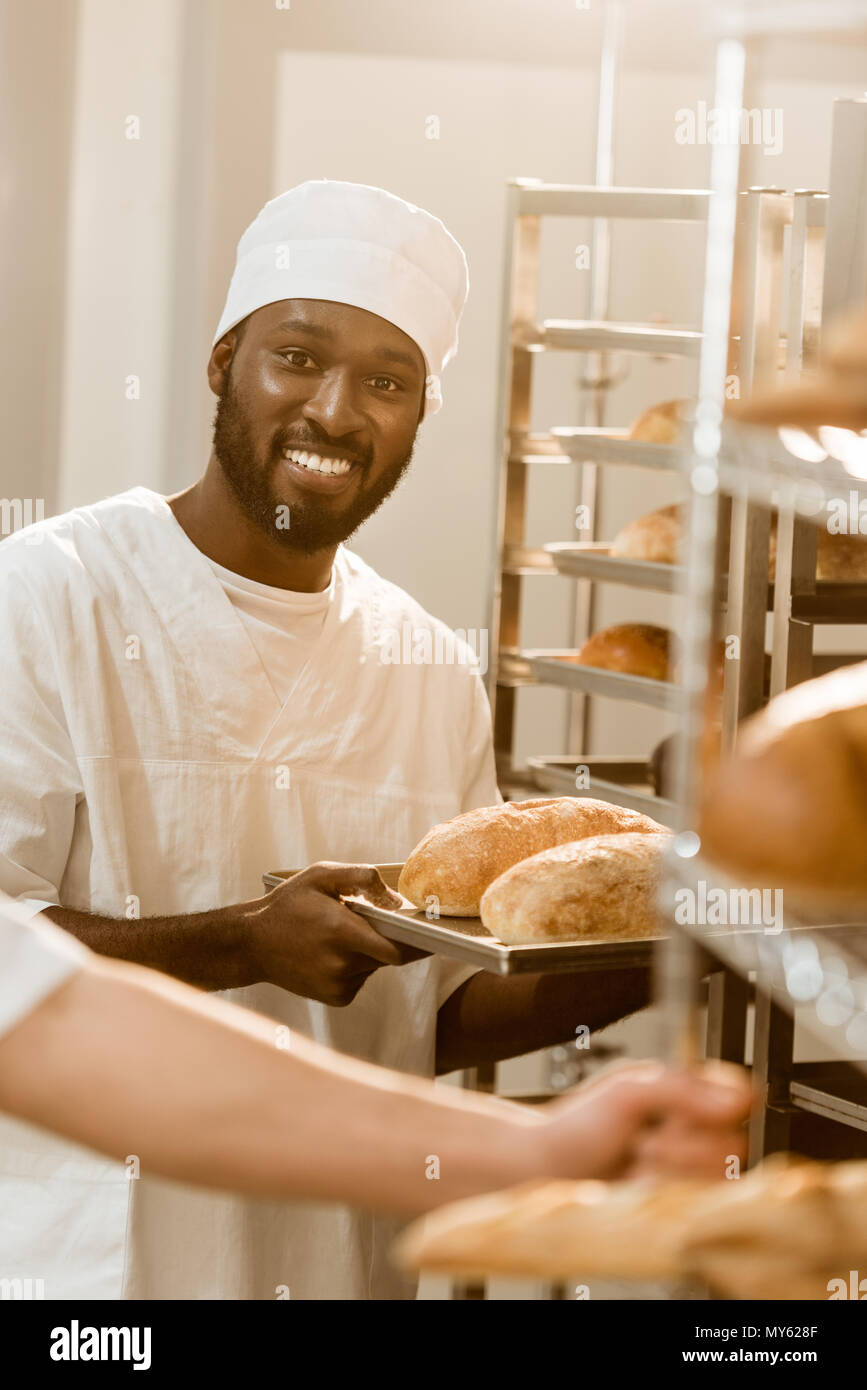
514,318,703,357
545,543,867,619
789,1065,867,1134
526,754,679,827
545,543,685,593
511,181,711,221
549,427,688,471
718,421,867,511
499,649,685,712
661,848,867,1075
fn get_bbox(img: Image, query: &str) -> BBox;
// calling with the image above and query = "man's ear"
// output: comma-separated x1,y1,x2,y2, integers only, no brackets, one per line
207,331,239,396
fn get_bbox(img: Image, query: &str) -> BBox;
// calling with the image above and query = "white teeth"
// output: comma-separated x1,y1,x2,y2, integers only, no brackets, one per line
284,449,352,476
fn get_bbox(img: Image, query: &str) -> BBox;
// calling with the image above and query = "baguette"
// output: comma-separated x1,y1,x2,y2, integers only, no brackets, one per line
398,798,668,917
479,832,670,942
394,1177,701,1281
395,1154,867,1297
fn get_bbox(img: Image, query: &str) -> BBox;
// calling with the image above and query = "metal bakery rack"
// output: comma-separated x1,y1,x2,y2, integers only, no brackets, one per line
648,3,867,1171
487,0,867,1171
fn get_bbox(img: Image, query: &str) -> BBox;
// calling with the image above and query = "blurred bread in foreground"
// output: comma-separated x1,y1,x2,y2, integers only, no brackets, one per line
699,660,867,911
395,1154,867,1299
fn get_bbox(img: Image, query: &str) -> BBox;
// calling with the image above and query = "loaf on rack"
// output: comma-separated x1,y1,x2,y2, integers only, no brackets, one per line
566,623,674,681
479,831,671,942
768,522,867,582
397,797,668,917
628,398,695,443
610,501,867,581
698,659,867,909
610,502,683,564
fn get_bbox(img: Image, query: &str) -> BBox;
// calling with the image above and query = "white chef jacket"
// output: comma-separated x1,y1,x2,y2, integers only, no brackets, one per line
0,486,501,1300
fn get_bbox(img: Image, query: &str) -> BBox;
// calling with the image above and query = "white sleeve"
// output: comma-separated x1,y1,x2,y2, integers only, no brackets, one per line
0,567,82,904
0,892,88,1041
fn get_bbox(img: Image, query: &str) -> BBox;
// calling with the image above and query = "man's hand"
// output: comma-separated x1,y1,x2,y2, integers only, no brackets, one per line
538,1060,752,1184
242,862,427,1006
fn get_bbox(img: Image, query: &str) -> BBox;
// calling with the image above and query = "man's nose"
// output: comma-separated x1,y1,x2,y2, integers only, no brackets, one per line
301,368,366,437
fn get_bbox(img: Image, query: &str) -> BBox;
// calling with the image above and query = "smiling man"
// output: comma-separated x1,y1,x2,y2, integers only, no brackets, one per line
0,180,650,1300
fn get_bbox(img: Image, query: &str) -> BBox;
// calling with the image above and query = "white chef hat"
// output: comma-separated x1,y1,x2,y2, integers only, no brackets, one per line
212,179,469,418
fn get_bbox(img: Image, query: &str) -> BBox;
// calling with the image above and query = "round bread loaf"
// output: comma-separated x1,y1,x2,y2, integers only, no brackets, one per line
397,797,667,917
769,521,867,582
479,831,671,943
569,623,673,681
610,502,867,581
698,659,867,909
628,398,694,443
610,503,684,564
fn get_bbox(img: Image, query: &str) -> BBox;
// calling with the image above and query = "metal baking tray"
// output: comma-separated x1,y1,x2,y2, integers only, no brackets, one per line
549,426,689,473
544,542,685,594
262,864,663,976
504,649,686,712
660,849,867,1072
526,755,679,827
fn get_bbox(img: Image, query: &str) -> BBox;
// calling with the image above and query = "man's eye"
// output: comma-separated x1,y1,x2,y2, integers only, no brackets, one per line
281,350,316,367
369,376,399,392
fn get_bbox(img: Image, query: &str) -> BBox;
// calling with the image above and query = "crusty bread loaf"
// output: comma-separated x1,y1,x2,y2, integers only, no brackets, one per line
610,502,867,581
398,798,668,917
699,659,867,909
628,398,694,443
479,832,670,942
568,623,673,681
396,1153,867,1297
394,1177,702,1281
610,503,683,564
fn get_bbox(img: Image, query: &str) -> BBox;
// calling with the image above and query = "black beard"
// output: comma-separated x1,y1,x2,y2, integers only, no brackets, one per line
212,374,416,555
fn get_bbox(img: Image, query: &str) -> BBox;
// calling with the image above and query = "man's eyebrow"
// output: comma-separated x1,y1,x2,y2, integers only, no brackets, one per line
271,318,421,373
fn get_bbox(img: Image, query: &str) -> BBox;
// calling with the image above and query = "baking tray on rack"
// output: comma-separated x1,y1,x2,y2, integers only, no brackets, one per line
512,649,686,712
549,426,689,472
544,542,685,593
526,754,679,827
661,849,867,1071
262,865,663,976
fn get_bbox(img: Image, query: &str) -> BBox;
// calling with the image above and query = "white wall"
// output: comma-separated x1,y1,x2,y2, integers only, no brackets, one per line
0,0,78,511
